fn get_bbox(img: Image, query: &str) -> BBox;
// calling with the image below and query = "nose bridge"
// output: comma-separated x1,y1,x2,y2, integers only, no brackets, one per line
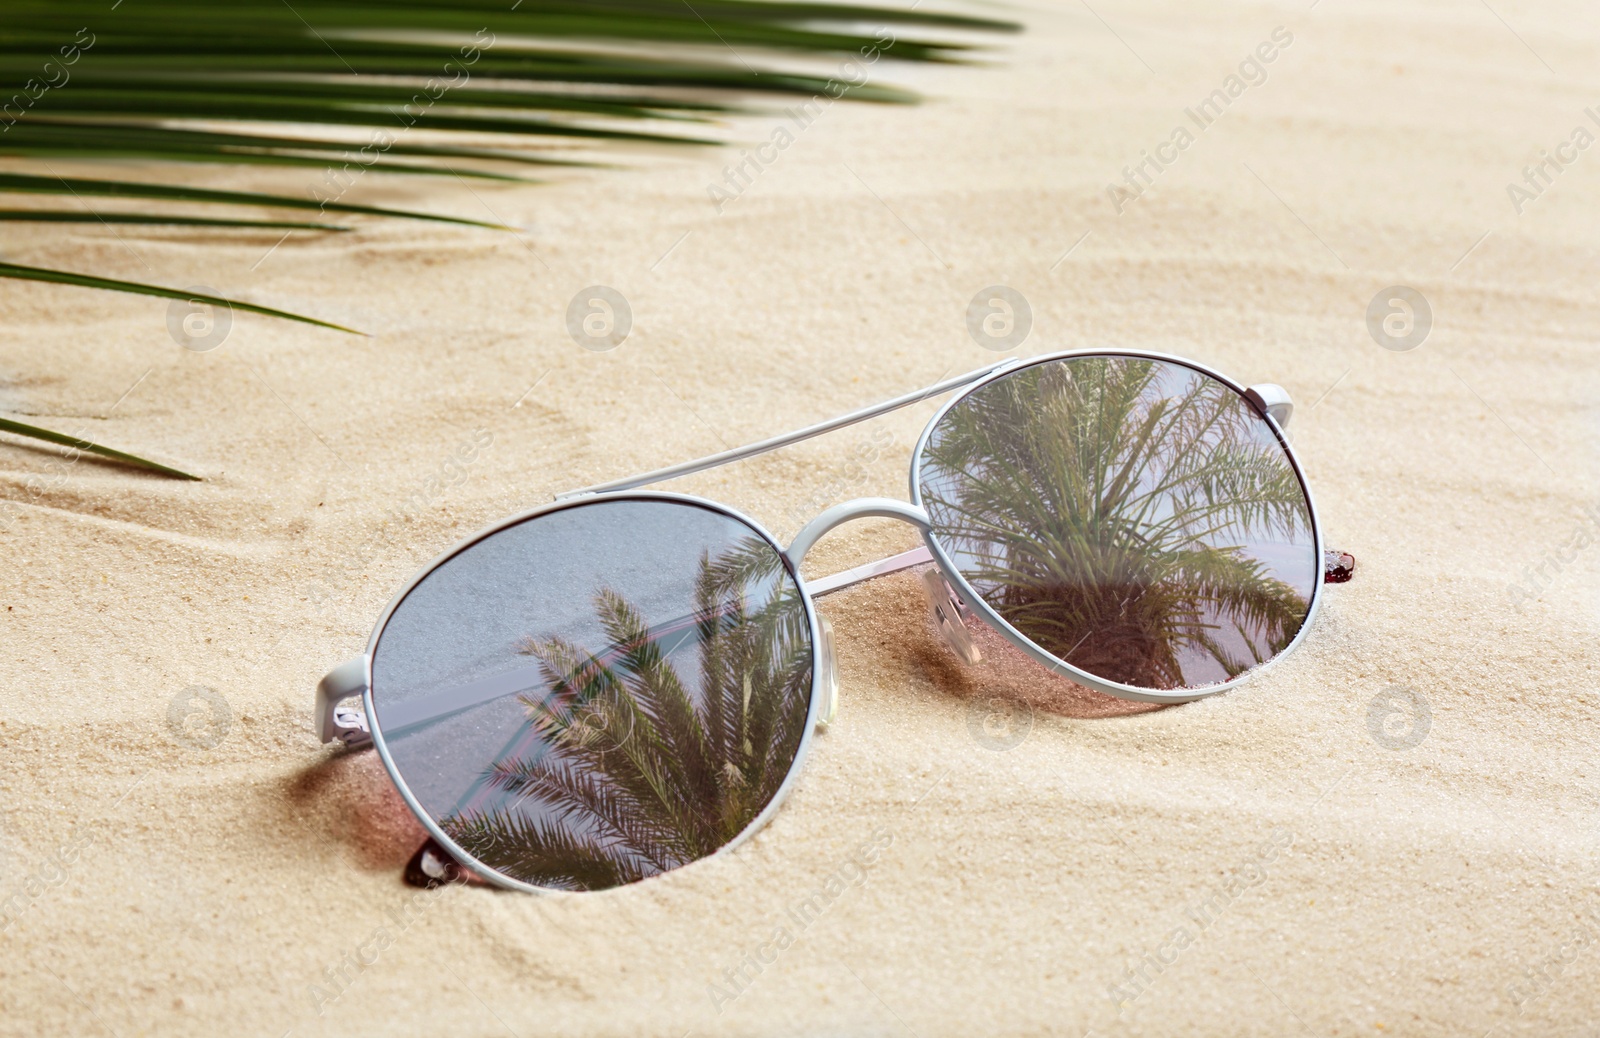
784,497,932,569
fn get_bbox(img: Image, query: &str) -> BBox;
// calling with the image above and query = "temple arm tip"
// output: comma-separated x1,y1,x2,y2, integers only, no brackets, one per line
315,657,373,747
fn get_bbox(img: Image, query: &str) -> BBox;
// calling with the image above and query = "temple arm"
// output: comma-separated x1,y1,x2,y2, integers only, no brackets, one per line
315,658,371,748
554,359,1015,500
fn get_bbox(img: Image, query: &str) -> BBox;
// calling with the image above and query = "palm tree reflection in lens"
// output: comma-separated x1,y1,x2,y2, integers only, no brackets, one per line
439,538,812,892
920,357,1315,691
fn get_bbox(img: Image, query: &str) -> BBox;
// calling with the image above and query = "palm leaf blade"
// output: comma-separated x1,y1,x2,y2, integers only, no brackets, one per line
0,174,509,228
0,210,349,230
0,415,198,479
0,261,362,334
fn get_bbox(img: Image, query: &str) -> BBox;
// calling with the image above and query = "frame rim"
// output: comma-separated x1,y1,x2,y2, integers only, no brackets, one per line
360,490,826,896
907,348,1326,706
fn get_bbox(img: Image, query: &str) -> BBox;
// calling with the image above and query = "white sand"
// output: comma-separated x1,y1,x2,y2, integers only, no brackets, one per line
3,1,1600,1034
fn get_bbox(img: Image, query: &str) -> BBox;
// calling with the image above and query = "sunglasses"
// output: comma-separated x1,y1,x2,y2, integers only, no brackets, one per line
314,351,1354,893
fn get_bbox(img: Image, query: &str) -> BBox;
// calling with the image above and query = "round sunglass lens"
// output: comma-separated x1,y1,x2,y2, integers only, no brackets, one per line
370,498,815,891
917,355,1317,693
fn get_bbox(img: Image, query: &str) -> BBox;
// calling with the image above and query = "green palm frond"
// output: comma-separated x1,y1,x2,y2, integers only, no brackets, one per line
0,415,198,479
1,2,1014,179
0,0,1014,276
1,120,599,170
0,173,512,227
0,211,350,230
1,2,1016,478
0,0,1013,305
0,262,362,333
0,255,358,468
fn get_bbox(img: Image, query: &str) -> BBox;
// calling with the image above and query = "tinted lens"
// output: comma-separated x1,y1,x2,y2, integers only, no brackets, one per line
917,355,1317,692
370,498,815,892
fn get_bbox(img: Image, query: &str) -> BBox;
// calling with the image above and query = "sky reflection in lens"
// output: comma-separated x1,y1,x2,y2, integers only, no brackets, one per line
371,499,813,891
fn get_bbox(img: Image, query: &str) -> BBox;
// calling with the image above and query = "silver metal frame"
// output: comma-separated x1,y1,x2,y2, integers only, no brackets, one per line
342,492,827,896
316,349,1332,893
906,350,1324,706
554,361,1012,501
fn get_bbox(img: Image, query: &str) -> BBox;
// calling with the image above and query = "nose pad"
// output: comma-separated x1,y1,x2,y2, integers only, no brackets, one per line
816,613,840,728
921,568,983,665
